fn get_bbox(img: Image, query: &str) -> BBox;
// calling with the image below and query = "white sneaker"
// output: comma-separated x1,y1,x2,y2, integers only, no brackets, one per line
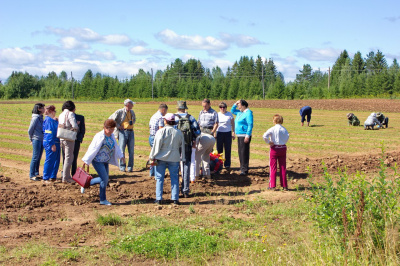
80,187,85,194
100,200,112,205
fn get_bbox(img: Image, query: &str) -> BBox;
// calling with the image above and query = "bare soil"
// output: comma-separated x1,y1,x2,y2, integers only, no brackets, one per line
0,98,399,257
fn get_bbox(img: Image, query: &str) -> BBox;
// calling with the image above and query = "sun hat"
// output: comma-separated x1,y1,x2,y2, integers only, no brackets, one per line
124,99,136,106
163,113,175,122
177,101,188,109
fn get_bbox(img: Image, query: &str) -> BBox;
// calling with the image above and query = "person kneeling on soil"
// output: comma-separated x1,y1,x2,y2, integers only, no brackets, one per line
364,113,382,130
347,113,360,126
81,119,125,206
376,112,389,128
263,114,289,191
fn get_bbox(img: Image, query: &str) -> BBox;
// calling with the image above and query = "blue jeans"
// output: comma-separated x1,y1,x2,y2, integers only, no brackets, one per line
30,139,44,178
149,135,156,177
155,160,179,201
119,130,134,171
91,161,109,201
43,141,60,180
181,146,192,194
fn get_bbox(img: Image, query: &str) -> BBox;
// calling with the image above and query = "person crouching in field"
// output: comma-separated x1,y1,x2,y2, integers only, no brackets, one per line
364,112,382,130
347,113,360,126
42,105,60,184
81,119,125,205
263,114,289,191
376,112,389,128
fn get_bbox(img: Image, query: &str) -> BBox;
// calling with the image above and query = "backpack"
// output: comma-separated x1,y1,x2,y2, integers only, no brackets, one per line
177,113,193,146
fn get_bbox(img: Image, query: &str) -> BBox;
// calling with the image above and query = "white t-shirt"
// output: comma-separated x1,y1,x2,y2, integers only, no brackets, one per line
217,112,234,132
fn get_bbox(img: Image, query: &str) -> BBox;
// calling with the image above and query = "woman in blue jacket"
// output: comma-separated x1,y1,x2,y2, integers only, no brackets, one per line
42,105,60,183
231,99,253,175
28,103,45,181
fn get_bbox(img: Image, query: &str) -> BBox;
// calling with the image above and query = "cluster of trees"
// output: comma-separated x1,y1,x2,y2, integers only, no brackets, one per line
1,50,399,100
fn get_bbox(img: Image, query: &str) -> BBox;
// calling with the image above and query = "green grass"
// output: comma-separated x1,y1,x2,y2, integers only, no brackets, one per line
96,213,123,226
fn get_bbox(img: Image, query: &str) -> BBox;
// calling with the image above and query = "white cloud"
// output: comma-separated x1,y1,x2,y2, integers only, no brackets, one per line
155,29,263,55
46,26,133,46
60,37,89,50
129,46,169,56
93,51,116,60
0,47,35,65
219,33,264,48
295,47,341,61
156,29,229,51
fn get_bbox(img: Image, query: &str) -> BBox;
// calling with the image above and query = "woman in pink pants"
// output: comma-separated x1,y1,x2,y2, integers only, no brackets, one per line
263,114,290,191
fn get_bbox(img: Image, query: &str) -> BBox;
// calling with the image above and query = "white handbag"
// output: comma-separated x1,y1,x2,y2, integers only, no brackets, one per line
57,111,77,141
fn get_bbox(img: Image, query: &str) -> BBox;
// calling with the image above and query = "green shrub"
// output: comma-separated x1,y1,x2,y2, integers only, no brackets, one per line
306,144,400,256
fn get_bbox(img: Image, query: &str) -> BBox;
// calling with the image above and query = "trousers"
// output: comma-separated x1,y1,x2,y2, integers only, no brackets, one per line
43,141,60,180
269,145,287,188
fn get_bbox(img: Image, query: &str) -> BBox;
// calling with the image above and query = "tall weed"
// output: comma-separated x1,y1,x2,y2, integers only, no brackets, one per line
306,144,400,261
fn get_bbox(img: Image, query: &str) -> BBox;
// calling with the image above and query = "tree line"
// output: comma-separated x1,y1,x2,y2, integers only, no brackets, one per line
1,49,399,100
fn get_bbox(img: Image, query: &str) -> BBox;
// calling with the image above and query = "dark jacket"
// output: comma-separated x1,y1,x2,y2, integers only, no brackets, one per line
75,114,86,143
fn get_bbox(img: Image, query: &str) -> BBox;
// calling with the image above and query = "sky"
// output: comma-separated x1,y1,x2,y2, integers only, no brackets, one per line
1,0,399,83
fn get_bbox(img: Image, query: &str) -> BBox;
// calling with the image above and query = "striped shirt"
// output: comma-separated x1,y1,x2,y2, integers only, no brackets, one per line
198,107,218,128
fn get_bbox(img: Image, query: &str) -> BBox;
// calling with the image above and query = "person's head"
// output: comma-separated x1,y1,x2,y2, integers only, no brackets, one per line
347,113,354,120
202,98,211,111
124,99,135,111
163,113,176,126
32,103,45,114
371,112,376,117
159,103,168,116
376,112,383,117
237,99,248,111
44,105,56,117
218,102,227,113
62,101,76,112
103,119,117,137
177,101,188,113
273,114,283,124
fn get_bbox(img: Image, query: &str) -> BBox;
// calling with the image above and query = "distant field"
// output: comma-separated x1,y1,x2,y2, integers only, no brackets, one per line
0,100,398,170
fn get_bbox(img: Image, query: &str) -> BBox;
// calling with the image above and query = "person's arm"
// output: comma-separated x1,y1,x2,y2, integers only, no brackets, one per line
80,116,86,141
69,112,78,130
212,122,218,135
149,129,163,160
27,117,38,142
230,104,239,115
244,110,253,143
132,110,136,125
230,114,235,139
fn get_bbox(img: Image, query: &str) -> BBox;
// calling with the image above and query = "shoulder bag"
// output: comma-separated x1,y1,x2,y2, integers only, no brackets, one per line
57,111,77,141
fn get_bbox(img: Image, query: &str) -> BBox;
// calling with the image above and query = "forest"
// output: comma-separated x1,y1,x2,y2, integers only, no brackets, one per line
1,49,399,100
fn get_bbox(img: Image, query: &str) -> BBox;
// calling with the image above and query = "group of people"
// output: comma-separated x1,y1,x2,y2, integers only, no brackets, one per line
28,98,294,206
346,112,389,129
28,101,85,184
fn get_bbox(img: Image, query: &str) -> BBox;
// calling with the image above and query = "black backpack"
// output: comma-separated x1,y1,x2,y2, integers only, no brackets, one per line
176,114,193,145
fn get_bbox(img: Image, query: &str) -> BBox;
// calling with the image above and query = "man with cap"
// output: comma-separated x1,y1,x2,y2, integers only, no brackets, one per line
175,101,201,197
109,99,136,172
376,112,389,128
198,98,219,136
150,113,185,205
148,103,168,178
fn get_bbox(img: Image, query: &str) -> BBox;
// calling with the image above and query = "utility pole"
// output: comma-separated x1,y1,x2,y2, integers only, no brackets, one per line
151,68,154,100
71,72,74,100
328,67,331,92
262,64,265,99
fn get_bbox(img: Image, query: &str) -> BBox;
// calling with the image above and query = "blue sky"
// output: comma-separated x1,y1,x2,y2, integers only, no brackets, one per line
1,0,399,83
